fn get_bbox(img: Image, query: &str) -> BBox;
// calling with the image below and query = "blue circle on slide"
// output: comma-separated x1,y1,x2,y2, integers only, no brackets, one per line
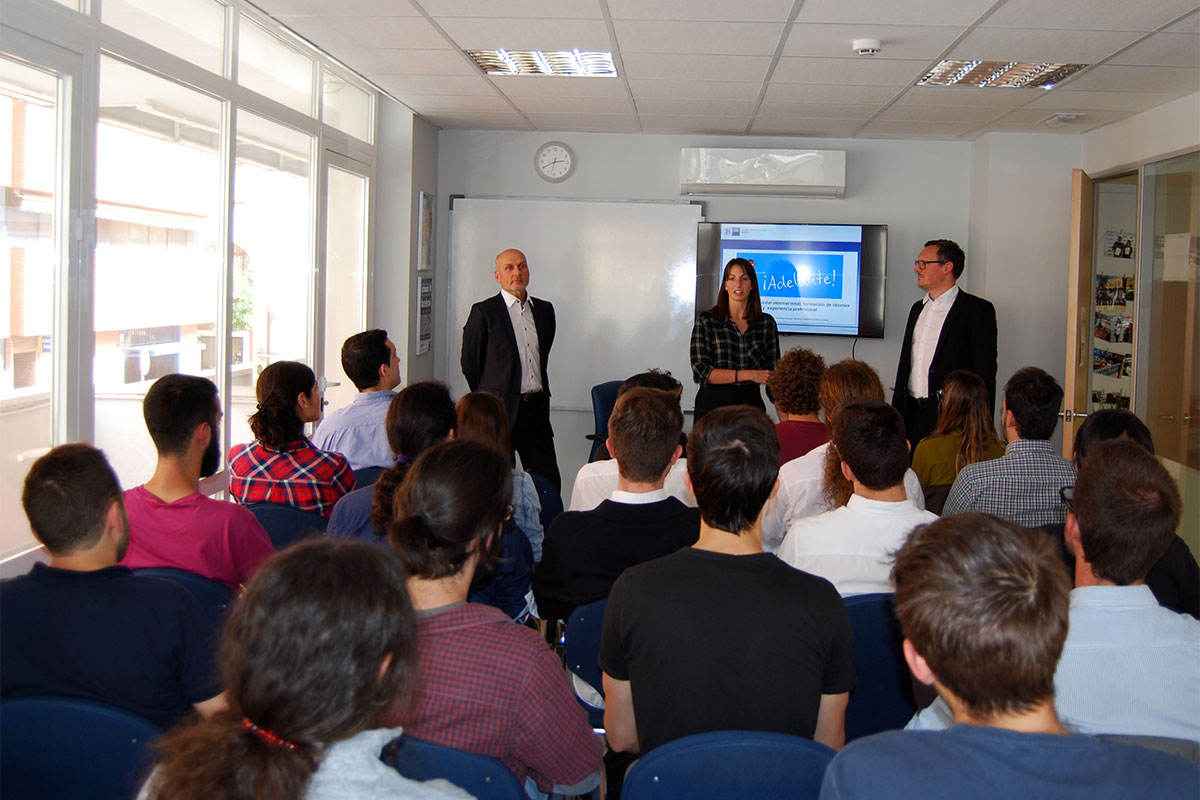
759,259,801,297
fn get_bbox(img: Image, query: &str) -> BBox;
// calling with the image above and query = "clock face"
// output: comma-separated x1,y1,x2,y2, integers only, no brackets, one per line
535,142,575,182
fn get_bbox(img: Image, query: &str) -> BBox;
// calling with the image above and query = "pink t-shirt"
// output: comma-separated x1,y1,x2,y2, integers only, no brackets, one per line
121,486,275,592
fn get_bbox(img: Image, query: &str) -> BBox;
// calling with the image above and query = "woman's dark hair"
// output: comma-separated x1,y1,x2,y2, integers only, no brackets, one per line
713,257,764,322
370,382,456,534
933,369,1003,473
455,391,513,465
249,361,315,450
388,440,511,580
144,540,417,800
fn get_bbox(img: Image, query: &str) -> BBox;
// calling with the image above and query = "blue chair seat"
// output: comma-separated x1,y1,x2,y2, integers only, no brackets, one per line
132,567,236,630
843,592,917,742
245,502,328,550
381,734,524,800
565,597,607,730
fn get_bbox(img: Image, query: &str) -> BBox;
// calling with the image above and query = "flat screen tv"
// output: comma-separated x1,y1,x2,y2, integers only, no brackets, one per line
696,222,887,338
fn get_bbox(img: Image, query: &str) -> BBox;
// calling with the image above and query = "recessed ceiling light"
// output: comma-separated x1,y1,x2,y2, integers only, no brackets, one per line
918,60,1087,88
465,49,617,77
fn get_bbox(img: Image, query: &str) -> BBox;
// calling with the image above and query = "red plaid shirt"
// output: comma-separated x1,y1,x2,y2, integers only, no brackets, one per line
386,603,602,793
227,439,355,519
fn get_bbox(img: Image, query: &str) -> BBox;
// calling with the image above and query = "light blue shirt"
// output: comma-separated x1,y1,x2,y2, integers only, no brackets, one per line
513,469,544,562
312,390,396,470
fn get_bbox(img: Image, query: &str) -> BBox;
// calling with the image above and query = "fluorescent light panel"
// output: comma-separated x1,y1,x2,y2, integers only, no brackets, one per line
918,60,1087,89
466,48,617,77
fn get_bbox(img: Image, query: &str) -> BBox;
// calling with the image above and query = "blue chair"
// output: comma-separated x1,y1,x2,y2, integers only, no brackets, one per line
843,592,917,742
245,502,328,550
133,567,236,631
621,730,835,800
530,472,563,533
1,696,162,800
381,734,524,800
565,597,607,729
352,466,385,487
584,380,623,462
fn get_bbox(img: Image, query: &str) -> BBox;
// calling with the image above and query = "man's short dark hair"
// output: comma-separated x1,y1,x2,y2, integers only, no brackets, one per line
767,348,825,416
925,238,965,279
143,374,219,456
22,443,123,556
608,388,683,484
618,368,682,397
341,329,391,391
832,400,909,491
686,406,779,535
1072,409,1154,467
1003,366,1063,440
1073,438,1180,585
892,513,1070,720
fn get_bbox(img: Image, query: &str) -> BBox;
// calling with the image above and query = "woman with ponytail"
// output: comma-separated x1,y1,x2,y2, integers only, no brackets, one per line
384,440,602,796
911,369,1005,506
139,539,468,800
228,361,355,518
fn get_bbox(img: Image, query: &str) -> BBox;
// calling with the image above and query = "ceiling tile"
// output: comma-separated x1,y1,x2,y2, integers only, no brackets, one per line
1024,88,1186,112
635,98,758,115
639,115,753,132
620,53,773,82
782,23,965,59
613,20,786,55
949,27,1142,63
352,48,480,75
794,0,998,27
981,0,1200,32
293,15,451,50
762,83,900,103
419,111,531,130
1109,33,1200,67
1064,65,1200,93
756,101,881,119
750,117,864,135
389,93,515,112
433,17,612,50
418,0,601,18
1163,10,1199,34
524,112,641,132
877,103,1012,123
258,0,421,17
856,119,974,139
510,95,633,113
627,79,764,100
993,108,1131,126
890,85,1041,107
489,76,629,98
374,74,496,95
607,0,796,22
772,57,929,85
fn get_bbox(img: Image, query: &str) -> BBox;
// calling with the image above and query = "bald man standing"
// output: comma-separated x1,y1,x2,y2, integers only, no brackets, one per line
462,248,560,491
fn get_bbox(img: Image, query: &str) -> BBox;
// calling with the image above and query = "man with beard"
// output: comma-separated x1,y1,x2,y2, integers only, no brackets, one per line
121,374,273,591
1,444,224,726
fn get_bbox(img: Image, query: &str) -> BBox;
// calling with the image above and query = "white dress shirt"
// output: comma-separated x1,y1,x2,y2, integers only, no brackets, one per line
908,284,959,398
501,289,543,393
568,460,695,511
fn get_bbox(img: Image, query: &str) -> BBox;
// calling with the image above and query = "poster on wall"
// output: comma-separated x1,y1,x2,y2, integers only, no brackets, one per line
417,276,432,355
1094,274,1134,310
1102,230,1135,259
418,191,434,271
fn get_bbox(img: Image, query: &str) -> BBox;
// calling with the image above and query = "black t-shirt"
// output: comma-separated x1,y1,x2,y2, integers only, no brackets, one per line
599,548,855,754
1,563,221,727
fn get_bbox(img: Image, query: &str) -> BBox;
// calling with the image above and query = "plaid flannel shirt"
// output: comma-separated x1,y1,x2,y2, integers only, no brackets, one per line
943,439,1076,528
228,439,356,518
690,309,780,386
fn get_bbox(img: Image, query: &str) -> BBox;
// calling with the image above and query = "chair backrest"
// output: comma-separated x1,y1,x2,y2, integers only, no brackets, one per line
1,696,162,800
1097,734,1200,766
621,730,835,800
132,567,236,631
587,380,624,462
843,592,917,742
565,597,607,729
529,472,563,532
245,502,328,550
922,483,952,515
352,466,386,487
381,734,525,800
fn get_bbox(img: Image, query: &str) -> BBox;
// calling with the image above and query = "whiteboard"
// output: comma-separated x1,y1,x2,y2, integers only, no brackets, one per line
447,198,703,411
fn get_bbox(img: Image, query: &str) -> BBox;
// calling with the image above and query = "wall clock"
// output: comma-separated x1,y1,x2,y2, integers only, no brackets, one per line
534,141,575,183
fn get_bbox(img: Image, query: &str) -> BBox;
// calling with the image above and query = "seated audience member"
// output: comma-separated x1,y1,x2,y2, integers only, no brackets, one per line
910,369,1005,490
766,347,828,465
823,513,1199,800
763,359,924,553
591,369,688,462
456,391,544,561
140,540,469,800
385,441,602,795
327,381,456,548
600,407,855,756
312,329,402,470
778,401,937,596
1,444,222,728
121,374,273,592
534,387,700,621
228,361,355,518
943,366,1074,527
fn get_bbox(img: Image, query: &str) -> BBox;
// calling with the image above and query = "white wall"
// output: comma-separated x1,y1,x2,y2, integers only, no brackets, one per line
1083,92,1200,176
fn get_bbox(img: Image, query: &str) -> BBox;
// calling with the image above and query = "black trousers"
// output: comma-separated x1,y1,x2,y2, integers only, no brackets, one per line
693,382,766,425
898,393,940,452
512,391,561,492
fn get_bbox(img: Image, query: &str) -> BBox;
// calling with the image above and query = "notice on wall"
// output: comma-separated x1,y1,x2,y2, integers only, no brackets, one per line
417,276,432,355
1102,229,1135,259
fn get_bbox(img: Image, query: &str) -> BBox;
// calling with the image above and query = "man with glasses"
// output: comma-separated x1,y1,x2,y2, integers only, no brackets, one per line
892,239,997,448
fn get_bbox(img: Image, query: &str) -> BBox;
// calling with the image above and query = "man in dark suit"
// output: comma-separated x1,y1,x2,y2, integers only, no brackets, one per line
892,238,997,448
461,248,561,490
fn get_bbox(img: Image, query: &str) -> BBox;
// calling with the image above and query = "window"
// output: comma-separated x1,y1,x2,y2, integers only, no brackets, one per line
321,67,373,144
238,17,314,116
102,0,227,76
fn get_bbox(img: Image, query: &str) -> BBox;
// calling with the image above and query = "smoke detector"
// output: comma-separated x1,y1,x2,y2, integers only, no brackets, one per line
852,38,882,56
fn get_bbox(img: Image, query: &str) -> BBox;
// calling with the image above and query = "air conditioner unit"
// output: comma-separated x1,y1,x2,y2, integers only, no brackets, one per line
680,148,846,198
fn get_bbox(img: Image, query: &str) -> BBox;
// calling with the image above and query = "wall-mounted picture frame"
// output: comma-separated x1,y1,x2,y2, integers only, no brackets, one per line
417,276,433,355
417,191,434,271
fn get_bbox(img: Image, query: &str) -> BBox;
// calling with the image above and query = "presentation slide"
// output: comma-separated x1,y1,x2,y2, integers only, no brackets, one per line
720,223,863,336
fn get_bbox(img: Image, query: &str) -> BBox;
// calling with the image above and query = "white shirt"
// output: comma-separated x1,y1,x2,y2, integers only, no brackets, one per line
569,459,695,511
908,284,959,398
501,289,543,393
776,494,938,596
761,442,926,554
610,487,670,505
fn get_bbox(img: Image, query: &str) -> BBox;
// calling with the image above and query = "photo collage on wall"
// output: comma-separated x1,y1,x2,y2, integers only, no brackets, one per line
1090,272,1135,410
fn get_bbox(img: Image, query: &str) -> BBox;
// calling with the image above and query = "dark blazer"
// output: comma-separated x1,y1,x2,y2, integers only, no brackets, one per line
461,292,555,427
892,288,998,413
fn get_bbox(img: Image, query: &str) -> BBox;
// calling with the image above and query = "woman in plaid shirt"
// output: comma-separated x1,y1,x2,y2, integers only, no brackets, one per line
228,361,356,518
690,257,780,423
